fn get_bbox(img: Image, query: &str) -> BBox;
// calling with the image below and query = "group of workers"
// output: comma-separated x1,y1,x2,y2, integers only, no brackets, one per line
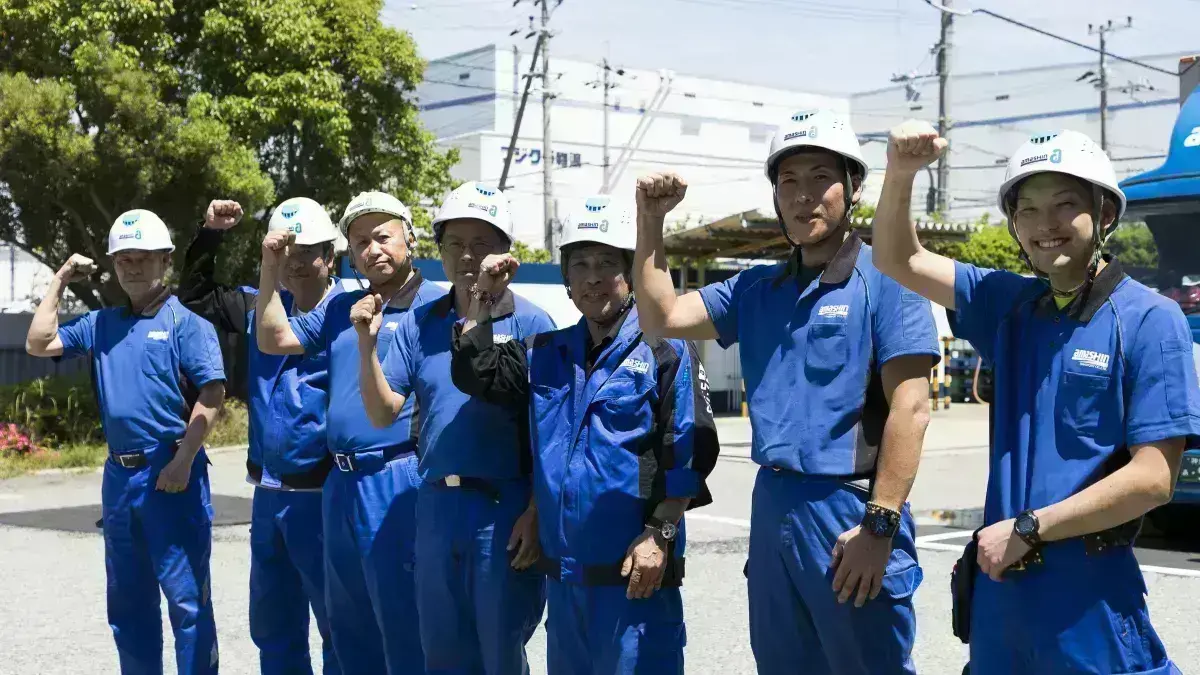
22,104,1200,675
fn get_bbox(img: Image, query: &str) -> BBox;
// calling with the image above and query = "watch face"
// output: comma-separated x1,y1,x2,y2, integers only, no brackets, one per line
1016,514,1035,536
661,522,678,540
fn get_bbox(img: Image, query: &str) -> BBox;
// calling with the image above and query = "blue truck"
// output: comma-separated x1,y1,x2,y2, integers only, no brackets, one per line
1120,59,1200,536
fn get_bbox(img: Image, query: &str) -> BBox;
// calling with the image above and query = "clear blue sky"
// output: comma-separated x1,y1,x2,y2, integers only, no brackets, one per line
387,0,1200,95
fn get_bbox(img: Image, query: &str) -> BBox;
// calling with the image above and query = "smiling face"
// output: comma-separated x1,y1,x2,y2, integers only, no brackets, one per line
565,243,631,323
347,214,412,285
438,219,509,286
281,242,335,295
774,149,862,245
112,250,170,300
1010,173,1116,276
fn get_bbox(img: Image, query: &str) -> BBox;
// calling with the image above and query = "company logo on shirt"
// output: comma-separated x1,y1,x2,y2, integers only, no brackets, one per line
493,334,514,344
697,361,713,415
147,330,170,341
1071,349,1111,371
384,321,399,331
817,304,850,319
622,358,651,375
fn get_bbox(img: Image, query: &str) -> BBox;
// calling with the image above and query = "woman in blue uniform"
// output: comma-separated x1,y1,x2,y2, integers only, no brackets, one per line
873,120,1200,674
448,195,720,675
26,210,227,675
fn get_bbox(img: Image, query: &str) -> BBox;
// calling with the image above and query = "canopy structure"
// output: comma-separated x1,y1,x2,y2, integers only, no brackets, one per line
661,209,981,261
1121,86,1200,218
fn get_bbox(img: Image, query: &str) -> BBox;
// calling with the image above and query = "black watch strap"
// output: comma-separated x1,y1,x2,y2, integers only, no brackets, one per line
861,502,901,538
1014,509,1042,548
646,516,678,541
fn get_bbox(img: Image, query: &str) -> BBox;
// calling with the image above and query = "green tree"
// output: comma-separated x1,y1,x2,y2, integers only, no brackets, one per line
932,222,1026,273
0,0,455,308
1105,221,1159,267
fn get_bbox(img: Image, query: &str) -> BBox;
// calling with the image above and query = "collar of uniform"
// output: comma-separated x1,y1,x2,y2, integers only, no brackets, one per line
773,231,862,287
585,296,635,354
383,269,425,311
1033,255,1125,323
121,286,173,318
433,285,516,319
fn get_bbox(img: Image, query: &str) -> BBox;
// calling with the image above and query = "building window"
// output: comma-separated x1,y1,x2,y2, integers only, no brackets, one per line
681,117,701,136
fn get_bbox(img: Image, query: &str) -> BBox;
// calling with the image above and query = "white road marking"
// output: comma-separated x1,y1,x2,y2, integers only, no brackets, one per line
688,513,751,528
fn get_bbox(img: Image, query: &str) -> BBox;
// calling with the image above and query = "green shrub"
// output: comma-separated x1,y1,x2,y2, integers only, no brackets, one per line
0,375,103,446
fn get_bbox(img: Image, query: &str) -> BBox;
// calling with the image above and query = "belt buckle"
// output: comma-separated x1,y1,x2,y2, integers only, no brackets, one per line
115,453,140,469
445,474,461,487
334,453,355,472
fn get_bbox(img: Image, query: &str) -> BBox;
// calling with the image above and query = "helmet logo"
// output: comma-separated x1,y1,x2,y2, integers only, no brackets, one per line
290,223,303,233
122,214,140,227
475,183,496,197
585,196,610,212
808,125,818,140
281,205,299,219
135,230,142,240
578,220,600,231
783,130,808,141
489,205,498,217
1050,149,1062,164
1020,153,1050,167
791,111,816,122
1029,132,1059,145
600,220,609,233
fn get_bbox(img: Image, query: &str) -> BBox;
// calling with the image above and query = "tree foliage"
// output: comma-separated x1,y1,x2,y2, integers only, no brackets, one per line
0,0,456,308
924,220,1026,273
1105,221,1159,268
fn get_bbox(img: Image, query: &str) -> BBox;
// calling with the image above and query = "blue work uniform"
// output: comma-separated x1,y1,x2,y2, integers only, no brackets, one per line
697,233,940,675
290,270,445,675
179,227,341,675
380,289,554,675
450,302,721,675
950,257,1200,675
57,294,225,675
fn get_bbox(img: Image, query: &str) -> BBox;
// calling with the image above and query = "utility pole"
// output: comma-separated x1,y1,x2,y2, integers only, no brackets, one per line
540,0,556,260
602,59,611,188
1089,17,1132,152
935,0,953,215
498,35,545,190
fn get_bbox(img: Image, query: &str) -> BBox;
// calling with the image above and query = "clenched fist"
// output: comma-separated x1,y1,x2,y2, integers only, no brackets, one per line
350,293,384,340
261,231,295,268
636,172,687,219
477,254,519,297
205,200,244,230
887,120,949,175
56,254,96,283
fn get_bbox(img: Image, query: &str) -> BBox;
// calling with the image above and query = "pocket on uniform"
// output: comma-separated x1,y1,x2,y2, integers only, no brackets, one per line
141,342,173,378
878,549,923,601
600,392,652,437
804,322,848,382
1059,371,1110,433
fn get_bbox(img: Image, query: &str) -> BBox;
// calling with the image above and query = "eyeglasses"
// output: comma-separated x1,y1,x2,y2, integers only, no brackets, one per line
440,239,497,257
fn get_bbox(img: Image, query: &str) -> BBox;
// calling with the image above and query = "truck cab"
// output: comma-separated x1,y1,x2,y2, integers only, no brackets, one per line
1121,61,1200,532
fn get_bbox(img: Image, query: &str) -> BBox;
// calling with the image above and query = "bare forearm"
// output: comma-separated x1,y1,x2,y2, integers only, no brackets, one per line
358,339,405,427
1037,449,1180,542
870,402,930,513
255,264,295,354
179,382,225,460
872,171,922,275
634,213,677,336
462,298,491,333
27,277,67,354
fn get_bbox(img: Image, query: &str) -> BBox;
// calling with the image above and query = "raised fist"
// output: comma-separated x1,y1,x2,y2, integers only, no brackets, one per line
261,230,295,268
205,200,244,231
886,120,949,175
636,172,687,219
477,253,519,297
350,293,384,340
56,254,96,283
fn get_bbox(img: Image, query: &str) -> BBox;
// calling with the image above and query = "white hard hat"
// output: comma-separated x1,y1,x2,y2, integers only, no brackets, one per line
431,182,514,245
338,191,414,239
268,197,339,246
559,195,635,254
998,130,1127,220
107,209,174,255
765,109,868,181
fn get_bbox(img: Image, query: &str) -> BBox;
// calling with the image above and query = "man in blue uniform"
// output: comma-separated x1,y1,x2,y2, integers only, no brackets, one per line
256,191,443,675
448,196,721,675
26,210,226,675
179,197,343,675
633,109,940,675
355,182,553,675
874,120,1200,674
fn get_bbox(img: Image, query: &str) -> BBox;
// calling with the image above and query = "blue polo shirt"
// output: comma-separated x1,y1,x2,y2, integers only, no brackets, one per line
951,258,1200,524
381,289,555,481
290,271,445,455
57,295,226,453
698,233,940,476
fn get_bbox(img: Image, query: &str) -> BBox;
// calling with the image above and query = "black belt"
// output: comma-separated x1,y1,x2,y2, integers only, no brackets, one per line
247,456,332,490
109,452,148,469
534,555,686,587
332,445,412,473
434,475,501,502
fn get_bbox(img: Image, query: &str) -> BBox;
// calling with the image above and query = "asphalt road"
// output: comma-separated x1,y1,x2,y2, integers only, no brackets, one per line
2,404,1198,674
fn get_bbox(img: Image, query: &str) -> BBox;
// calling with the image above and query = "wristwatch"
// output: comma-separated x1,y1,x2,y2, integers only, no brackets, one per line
646,516,678,542
861,502,901,538
1014,510,1042,548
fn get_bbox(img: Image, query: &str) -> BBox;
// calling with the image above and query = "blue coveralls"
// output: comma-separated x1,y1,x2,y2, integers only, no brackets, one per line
290,271,445,675
697,233,940,675
57,295,226,675
178,227,341,674
950,257,1200,674
523,306,718,675
381,289,554,675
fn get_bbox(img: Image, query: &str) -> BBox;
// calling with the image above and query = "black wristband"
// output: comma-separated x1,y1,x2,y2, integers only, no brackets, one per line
861,502,901,538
